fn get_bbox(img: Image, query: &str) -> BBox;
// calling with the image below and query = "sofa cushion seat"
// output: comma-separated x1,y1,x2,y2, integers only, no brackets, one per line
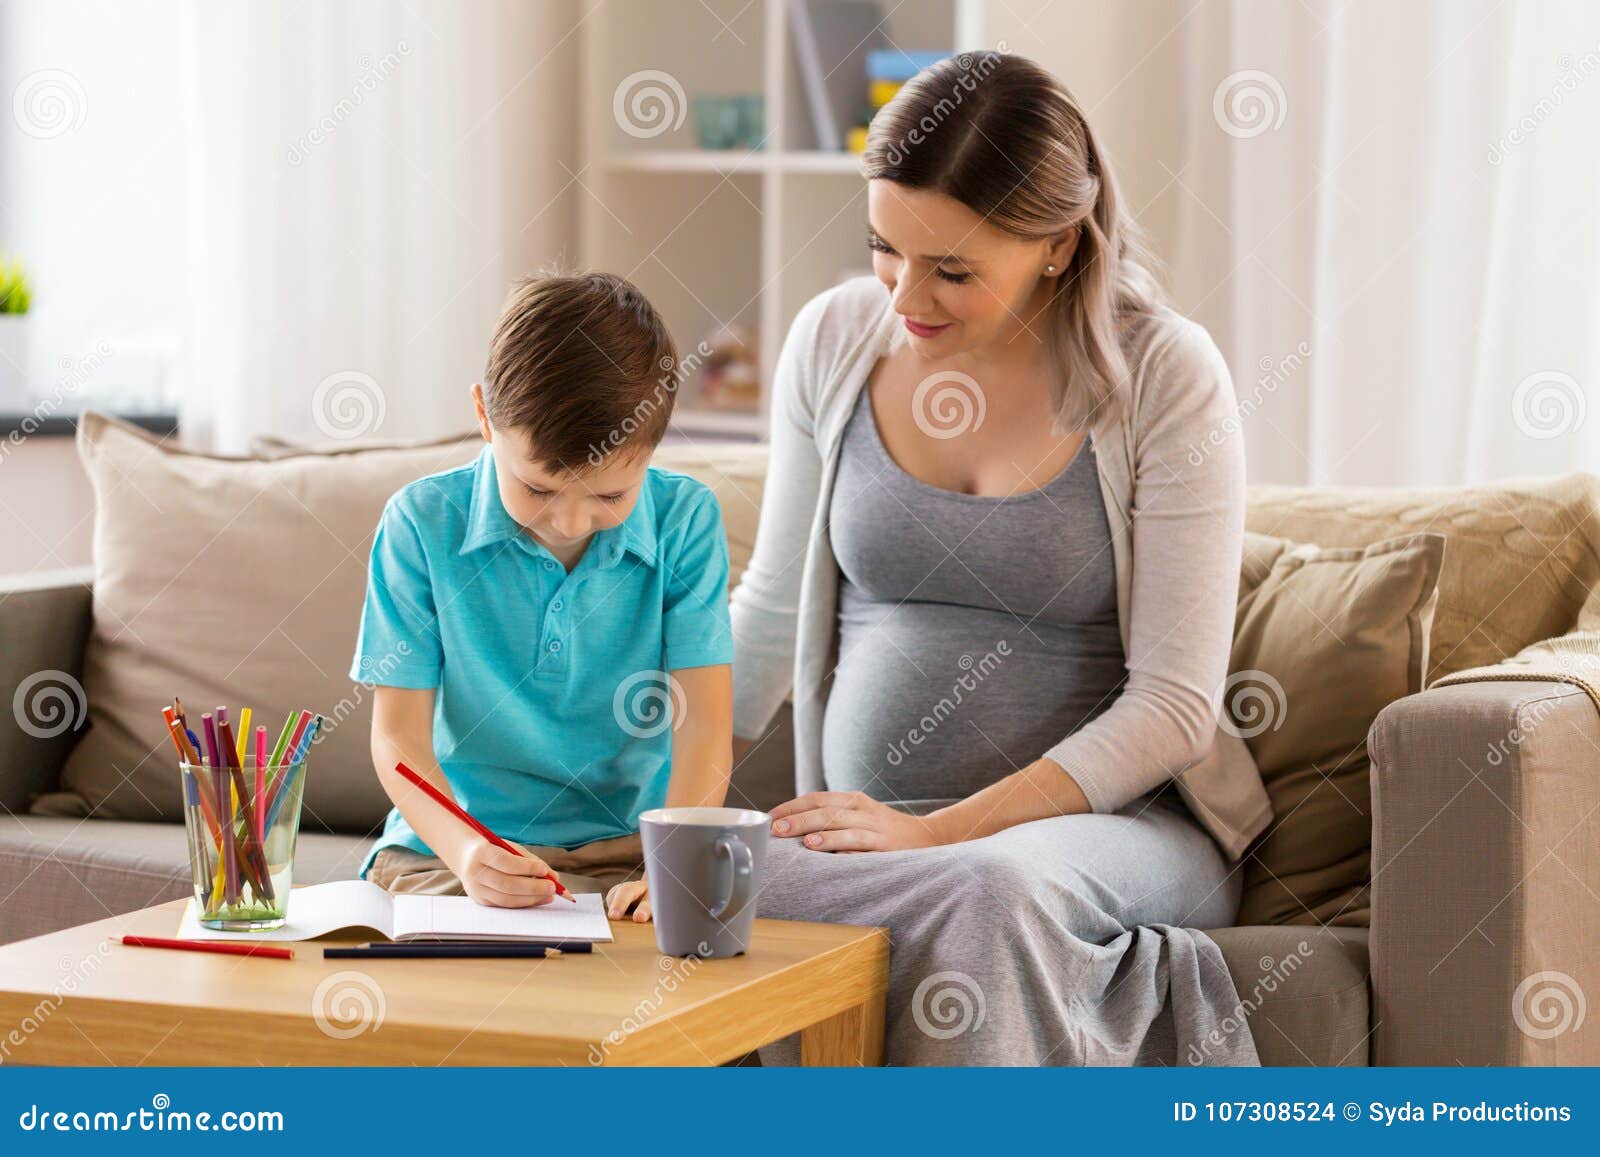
0,815,371,946
1202,925,1371,1065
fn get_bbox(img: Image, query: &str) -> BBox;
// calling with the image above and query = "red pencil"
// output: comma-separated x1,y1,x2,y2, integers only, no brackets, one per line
392,761,576,902
122,934,294,960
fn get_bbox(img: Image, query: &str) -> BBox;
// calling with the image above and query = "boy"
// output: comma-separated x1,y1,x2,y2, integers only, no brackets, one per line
350,270,734,922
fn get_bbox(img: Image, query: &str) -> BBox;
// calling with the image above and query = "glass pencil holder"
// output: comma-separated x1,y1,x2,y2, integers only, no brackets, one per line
179,758,308,930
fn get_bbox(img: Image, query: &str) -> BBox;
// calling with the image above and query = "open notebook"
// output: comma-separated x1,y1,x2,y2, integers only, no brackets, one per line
174,879,614,944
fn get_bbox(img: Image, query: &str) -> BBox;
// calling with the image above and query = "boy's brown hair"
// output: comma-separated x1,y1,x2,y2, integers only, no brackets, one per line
483,269,679,471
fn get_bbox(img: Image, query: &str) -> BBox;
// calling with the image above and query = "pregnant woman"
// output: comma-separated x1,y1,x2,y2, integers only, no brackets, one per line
730,52,1273,1065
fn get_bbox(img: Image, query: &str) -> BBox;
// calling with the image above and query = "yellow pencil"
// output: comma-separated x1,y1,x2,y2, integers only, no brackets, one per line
235,708,252,762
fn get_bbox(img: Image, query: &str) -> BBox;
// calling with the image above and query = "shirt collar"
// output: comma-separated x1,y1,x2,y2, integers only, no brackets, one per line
458,445,658,567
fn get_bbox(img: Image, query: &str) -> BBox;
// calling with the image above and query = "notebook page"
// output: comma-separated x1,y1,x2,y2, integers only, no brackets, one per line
391,892,613,942
174,880,396,941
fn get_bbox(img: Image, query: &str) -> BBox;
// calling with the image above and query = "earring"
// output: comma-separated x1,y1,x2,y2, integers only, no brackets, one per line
1046,264,1056,273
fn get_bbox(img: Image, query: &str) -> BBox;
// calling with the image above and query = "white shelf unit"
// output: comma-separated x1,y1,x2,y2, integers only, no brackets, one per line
579,0,985,440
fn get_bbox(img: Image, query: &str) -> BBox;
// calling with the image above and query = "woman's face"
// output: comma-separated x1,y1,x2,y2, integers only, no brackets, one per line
867,178,1073,359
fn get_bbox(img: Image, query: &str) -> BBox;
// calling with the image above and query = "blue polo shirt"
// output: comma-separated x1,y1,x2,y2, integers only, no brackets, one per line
349,445,734,879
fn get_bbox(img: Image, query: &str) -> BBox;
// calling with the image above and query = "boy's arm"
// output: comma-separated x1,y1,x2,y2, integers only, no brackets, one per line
608,663,732,920
370,685,474,866
663,663,734,809
370,686,561,906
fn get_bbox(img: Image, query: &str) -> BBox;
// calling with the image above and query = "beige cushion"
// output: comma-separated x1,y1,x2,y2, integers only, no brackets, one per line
1230,531,1444,928
1246,475,1600,682
1203,925,1371,1065
36,415,766,834
250,430,769,589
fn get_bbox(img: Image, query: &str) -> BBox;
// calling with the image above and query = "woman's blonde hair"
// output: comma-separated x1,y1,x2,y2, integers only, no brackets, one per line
863,51,1167,430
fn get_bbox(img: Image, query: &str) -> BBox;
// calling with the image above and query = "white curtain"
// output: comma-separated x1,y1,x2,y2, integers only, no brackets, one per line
177,0,580,452
1170,0,1600,486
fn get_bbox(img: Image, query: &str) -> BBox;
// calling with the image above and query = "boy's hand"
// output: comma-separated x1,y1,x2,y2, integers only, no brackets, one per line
454,838,562,909
606,875,651,922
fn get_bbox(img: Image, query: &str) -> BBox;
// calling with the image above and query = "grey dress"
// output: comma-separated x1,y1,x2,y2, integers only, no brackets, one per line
822,386,1127,806
754,390,1254,1066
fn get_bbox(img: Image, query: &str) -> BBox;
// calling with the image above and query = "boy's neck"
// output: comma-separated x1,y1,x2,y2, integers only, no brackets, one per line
530,527,591,572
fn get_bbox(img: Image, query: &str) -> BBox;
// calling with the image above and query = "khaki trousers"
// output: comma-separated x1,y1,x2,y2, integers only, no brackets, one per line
367,832,646,897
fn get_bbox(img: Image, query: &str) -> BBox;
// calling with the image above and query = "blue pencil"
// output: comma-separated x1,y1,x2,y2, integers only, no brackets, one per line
263,715,321,833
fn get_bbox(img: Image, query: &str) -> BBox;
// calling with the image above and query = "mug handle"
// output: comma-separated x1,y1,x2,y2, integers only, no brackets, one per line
707,833,754,920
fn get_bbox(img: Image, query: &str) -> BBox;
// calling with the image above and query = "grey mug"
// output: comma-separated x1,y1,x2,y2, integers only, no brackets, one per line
639,806,770,957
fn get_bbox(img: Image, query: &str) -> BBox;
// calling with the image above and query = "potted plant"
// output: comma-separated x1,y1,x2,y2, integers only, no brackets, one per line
0,257,30,409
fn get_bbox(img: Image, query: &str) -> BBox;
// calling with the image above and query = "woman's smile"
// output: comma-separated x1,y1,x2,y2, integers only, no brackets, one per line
903,317,954,338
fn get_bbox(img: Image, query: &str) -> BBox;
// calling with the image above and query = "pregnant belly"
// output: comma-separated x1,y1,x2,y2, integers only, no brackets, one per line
821,601,1125,803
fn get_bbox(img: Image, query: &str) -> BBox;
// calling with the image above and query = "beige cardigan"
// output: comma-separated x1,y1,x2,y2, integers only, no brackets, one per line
729,275,1272,860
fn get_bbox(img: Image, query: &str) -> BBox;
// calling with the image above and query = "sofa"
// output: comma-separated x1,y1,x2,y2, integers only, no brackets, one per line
2,413,1598,1067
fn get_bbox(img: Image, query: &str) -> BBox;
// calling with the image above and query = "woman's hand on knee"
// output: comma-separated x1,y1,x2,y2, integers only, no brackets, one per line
769,791,941,852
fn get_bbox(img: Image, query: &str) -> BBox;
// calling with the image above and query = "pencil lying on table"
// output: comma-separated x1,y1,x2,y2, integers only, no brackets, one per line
392,761,576,902
322,943,561,959
122,935,293,960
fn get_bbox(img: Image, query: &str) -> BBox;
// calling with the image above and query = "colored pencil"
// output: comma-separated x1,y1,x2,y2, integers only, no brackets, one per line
285,710,313,761
200,715,236,905
235,707,252,762
162,707,197,764
122,935,293,960
393,761,575,902
262,714,319,833
261,725,314,834
268,713,297,770
322,944,556,959
290,714,322,763
260,709,311,824
180,770,214,888
389,938,593,953
217,716,274,902
254,725,268,842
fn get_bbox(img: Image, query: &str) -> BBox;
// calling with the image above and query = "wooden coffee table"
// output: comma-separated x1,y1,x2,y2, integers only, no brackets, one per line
0,897,888,1066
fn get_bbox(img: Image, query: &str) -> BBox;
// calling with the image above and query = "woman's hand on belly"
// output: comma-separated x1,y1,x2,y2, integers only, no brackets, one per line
769,790,943,852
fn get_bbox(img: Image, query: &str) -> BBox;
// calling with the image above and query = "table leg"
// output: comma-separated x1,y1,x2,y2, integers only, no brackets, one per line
800,991,886,1066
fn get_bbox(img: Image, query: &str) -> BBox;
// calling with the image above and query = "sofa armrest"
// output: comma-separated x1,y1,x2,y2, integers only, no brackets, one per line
0,567,94,815
1368,679,1600,1065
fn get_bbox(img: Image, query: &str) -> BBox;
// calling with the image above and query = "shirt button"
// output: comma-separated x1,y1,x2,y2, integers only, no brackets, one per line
551,599,563,611
548,639,562,653
543,559,556,571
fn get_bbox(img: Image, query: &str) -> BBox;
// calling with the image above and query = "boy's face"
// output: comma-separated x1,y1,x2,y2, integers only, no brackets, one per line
472,384,651,556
